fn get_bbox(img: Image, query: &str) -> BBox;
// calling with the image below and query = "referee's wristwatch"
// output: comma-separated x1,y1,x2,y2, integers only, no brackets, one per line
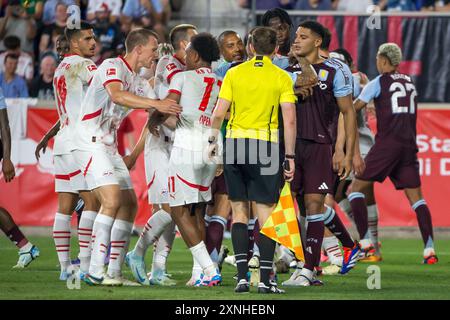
285,154,295,160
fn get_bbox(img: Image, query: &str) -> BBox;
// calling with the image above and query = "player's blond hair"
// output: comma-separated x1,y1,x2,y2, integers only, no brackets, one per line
377,43,402,66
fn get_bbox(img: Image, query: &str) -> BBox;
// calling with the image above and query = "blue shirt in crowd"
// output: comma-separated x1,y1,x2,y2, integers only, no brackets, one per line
0,74,29,98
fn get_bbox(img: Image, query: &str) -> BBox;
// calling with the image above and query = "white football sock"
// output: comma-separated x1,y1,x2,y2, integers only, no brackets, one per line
78,210,97,273
89,214,114,278
135,209,172,257
367,204,380,254
322,236,343,266
190,241,216,277
107,219,133,278
338,199,354,222
151,221,176,275
191,255,202,279
53,213,72,272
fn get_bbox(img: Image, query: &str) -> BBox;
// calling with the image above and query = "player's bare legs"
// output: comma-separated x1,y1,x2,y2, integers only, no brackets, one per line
52,192,78,279
77,191,100,274
404,187,437,263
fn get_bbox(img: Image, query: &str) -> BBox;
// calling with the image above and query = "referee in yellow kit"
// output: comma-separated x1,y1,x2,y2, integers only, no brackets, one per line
208,27,297,294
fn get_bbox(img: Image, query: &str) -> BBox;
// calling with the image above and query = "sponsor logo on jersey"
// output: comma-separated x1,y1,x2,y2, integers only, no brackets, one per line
166,63,177,72
107,68,116,76
87,64,97,72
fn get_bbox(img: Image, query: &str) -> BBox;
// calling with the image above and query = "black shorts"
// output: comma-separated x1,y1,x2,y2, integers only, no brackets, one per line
223,138,283,204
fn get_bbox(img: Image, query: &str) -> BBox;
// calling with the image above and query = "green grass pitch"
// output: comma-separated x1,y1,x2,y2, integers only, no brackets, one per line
1,236,449,300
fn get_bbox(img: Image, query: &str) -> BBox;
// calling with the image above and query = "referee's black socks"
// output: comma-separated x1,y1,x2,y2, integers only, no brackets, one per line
231,223,249,281
258,233,276,286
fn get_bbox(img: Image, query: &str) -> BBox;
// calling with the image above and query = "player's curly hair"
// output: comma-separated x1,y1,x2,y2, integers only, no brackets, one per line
261,8,293,27
190,33,220,64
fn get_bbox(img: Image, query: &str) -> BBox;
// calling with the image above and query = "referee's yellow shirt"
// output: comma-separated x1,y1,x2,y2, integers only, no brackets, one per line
218,55,296,143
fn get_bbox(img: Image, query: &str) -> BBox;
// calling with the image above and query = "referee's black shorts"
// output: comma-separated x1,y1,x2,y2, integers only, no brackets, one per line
223,138,283,204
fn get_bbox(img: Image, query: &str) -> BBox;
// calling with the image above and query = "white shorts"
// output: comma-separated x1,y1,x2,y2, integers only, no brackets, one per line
145,145,171,205
54,153,88,193
168,146,217,207
72,149,133,191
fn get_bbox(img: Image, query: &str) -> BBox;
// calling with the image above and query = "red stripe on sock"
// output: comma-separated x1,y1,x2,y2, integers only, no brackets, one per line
56,244,70,247
53,236,71,239
100,244,107,248
78,228,93,231
79,240,90,244
53,231,71,234
111,241,126,244
79,245,89,248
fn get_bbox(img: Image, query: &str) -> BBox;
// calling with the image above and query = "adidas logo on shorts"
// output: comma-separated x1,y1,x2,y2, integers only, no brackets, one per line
318,183,329,190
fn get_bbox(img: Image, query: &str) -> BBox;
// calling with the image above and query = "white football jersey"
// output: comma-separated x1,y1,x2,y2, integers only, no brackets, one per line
169,67,222,151
151,54,185,150
53,54,97,155
72,56,135,153
154,54,186,100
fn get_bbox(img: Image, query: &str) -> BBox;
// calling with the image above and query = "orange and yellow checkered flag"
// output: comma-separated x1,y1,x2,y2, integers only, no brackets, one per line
260,182,304,262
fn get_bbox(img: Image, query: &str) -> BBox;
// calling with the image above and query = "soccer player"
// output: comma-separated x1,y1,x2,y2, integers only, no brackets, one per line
1,87,40,268
125,24,198,286
150,32,223,287
350,43,438,264
205,29,246,272
210,27,297,294
72,28,181,286
216,30,245,69
283,21,358,287
261,7,292,69
330,48,382,262
35,22,101,280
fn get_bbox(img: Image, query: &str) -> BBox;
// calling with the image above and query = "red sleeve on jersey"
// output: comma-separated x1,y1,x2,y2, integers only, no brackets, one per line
167,70,182,84
168,89,181,95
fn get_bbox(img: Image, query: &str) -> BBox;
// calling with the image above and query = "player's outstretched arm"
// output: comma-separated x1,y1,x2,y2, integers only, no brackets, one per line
35,120,60,161
105,82,182,115
0,109,15,182
280,102,296,182
337,94,357,180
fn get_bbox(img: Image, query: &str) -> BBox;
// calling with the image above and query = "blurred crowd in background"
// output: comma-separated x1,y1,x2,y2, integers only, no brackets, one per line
0,0,448,101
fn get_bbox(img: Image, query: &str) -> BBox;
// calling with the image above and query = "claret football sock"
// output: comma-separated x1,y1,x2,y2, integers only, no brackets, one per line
206,215,227,264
